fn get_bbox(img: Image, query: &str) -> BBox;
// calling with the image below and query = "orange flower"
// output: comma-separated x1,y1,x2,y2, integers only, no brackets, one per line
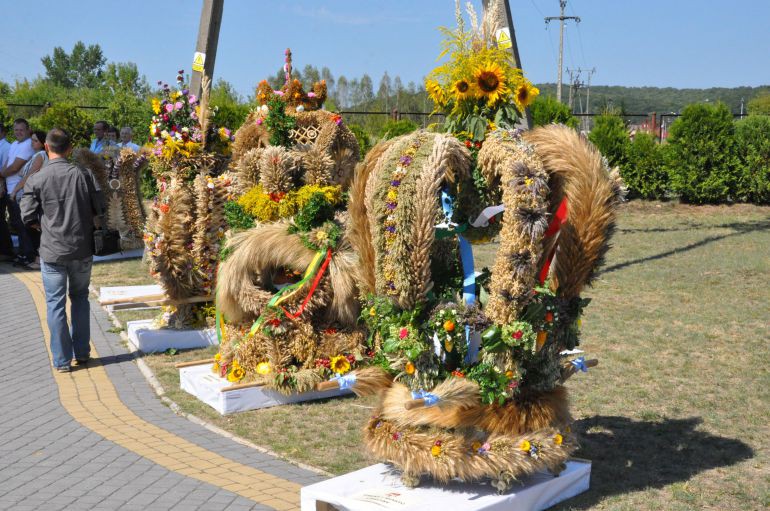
554,434,563,445
443,320,455,332
545,311,554,322
405,362,415,375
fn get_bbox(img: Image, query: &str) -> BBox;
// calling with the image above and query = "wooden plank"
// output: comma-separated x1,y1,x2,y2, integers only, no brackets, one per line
174,358,215,369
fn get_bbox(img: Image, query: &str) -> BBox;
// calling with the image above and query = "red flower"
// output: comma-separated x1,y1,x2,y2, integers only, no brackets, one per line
464,140,472,148
159,203,170,214
267,319,281,327
512,330,523,340
474,141,482,148
451,370,465,378
269,192,286,202
545,312,554,322
323,328,338,335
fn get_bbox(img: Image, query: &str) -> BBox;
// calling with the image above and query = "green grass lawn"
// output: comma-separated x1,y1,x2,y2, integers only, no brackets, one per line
103,202,770,510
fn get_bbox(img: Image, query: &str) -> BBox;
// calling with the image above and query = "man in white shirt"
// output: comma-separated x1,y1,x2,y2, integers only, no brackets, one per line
1,119,35,264
0,123,13,260
89,120,108,154
118,126,140,152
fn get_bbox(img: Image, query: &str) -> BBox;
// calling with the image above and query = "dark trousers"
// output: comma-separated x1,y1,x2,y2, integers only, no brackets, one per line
7,199,35,259
0,195,14,256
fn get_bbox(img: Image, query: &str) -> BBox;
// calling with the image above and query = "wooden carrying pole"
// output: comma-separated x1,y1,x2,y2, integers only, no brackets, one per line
174,358,216,368
315,380,341,392
99,294,215,306
190,0,224,99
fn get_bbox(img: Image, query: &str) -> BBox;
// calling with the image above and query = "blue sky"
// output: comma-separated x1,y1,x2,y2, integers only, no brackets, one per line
1,0,768,99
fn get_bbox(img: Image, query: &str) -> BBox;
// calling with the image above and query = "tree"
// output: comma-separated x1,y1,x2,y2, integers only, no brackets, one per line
747,93,770,116
336,75,349,108
359,74,374,104
209,79,249,131
665,102,740,203
41,41,106,89
735,115,770,203
302,65,321,90
531,96,578,129
321,67,335,97
624,132,668,200
378,71,392,109
349,78,361,106
104,62,149,97
393,76,404,110
588,111,629,169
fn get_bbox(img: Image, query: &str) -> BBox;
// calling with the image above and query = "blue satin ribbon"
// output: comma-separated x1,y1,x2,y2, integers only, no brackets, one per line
411,389,440,407
332,373,357,390
571,357,588,372
440,188,476,306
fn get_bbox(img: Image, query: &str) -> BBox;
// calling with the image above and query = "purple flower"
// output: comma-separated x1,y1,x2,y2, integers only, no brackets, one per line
157,80,162,86
307,92,316,98
182,89,189,96
256,118,263,125
386,203,397,210
391,180,401,186
274,90,284,96
385,226,396,233
189,94,197,104
399,155,412,166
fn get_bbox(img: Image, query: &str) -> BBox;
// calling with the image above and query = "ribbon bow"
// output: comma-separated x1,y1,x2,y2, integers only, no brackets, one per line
570,356,588,373
411,390,440,407
332,373,357,390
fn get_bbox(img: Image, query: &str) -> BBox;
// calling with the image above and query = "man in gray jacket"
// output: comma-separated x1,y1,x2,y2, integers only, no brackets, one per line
20,128,105,372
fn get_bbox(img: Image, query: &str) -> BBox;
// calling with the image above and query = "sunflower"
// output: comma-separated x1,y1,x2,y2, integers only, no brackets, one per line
473,62,509,106
451,79,473,100
227,366,245,382
256,361,271,375
514,82,540,110
330,355,351,375
151,98,161,115
425,79,447,107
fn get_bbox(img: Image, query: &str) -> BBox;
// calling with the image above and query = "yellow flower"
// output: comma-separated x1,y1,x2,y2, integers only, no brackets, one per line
576,318,582,329
315,230,329,241
554,434,563,445
151,98,161,115
211,362,220,374
425,79,447,106
214,352,221,362
170,91,181,100
505,370,514,379
452,79,473,100
387,189,398,200
514,82,539,110
404,362,415,375
369,307,377,317
473,62,508,106
227,366,245,382
330,355,351,375
256,362,271,375
431,445,442,457
471,441,482,451
520,440,531,452
444,339,453,353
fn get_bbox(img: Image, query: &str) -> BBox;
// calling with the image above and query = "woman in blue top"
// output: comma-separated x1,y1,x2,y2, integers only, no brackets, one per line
10,130,47,269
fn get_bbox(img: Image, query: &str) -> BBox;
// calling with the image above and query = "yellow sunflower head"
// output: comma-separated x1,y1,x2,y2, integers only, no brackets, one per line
227,366,245,382
452,79,474,101
473,62,508,106
256,362,271,375
515,82,539,110
330,355,351,375
425,79,447,107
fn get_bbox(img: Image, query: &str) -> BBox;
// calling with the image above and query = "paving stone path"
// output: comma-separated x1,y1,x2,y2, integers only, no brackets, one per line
0,268,325,510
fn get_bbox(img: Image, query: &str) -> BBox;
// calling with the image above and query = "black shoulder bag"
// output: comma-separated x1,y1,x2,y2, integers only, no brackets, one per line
81,167,122,257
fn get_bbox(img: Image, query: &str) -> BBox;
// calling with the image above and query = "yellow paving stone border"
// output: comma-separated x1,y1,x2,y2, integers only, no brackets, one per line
12,270,301,510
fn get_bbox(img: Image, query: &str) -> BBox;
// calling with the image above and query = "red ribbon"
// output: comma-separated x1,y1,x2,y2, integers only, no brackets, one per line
281,248,333,320
538,198,569,284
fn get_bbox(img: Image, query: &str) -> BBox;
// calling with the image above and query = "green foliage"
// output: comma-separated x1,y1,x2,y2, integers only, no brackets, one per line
665,102,740,203
0,99,8,130
747,93,770,116
33,102,94,148
379,119,419,140
210,78,250,132
292,193,336,231
624,132,668,199
224,201,255,231
106,91,151,144
531,96,578,128
41,41,106,89
139,168,158,200
265,96,296,148
347,123,371,159
589,111,629,169
466,363,513,405
734,115,770,203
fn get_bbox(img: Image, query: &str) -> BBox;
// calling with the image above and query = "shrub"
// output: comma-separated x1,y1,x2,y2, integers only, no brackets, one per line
379,119,418,140
734,115,770,203
32,102,94,148
665,102,740,203
140,168,158,200
623,132,668,199
105,91,151,146
530,96,578,129
347,123,371,159
588,112,629,169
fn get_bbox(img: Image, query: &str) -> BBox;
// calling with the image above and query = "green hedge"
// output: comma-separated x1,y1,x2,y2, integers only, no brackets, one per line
624,132,668,200
735,115,770,203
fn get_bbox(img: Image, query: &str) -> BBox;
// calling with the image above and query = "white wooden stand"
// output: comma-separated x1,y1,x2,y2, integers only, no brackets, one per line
126,319,218,353
179,363,353,415
301,461,590,511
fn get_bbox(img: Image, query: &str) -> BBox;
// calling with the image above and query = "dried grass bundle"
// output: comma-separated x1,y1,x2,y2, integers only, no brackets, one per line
259,146,295,193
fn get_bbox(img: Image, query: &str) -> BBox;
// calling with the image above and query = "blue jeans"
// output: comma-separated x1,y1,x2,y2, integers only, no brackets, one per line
41,258,93,368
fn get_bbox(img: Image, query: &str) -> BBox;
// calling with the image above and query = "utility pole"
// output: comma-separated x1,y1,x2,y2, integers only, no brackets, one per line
582,67,596,131
566,68,583,112
190,0,224,99
483,0,532,129
545,1,580,103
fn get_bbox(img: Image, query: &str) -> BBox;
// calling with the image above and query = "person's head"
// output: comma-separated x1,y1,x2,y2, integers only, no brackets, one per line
93,120,108,140
13,118,30,142
45,128,72,157
119,126,133,144
30,130,46,152
106,126,119,143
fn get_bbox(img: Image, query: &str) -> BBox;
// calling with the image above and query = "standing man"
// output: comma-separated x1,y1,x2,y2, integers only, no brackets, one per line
0,123,14,261
21,128,105,372
2,119,35,265
89,120,109,154
117,127,140,152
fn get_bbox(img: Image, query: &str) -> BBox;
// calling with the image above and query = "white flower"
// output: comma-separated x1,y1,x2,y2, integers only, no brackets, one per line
261,104,269,113
296,105,305,112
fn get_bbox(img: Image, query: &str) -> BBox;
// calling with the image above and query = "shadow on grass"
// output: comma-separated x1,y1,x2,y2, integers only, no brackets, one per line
551,415,754,509
618,218,770,234
601,218,770,275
